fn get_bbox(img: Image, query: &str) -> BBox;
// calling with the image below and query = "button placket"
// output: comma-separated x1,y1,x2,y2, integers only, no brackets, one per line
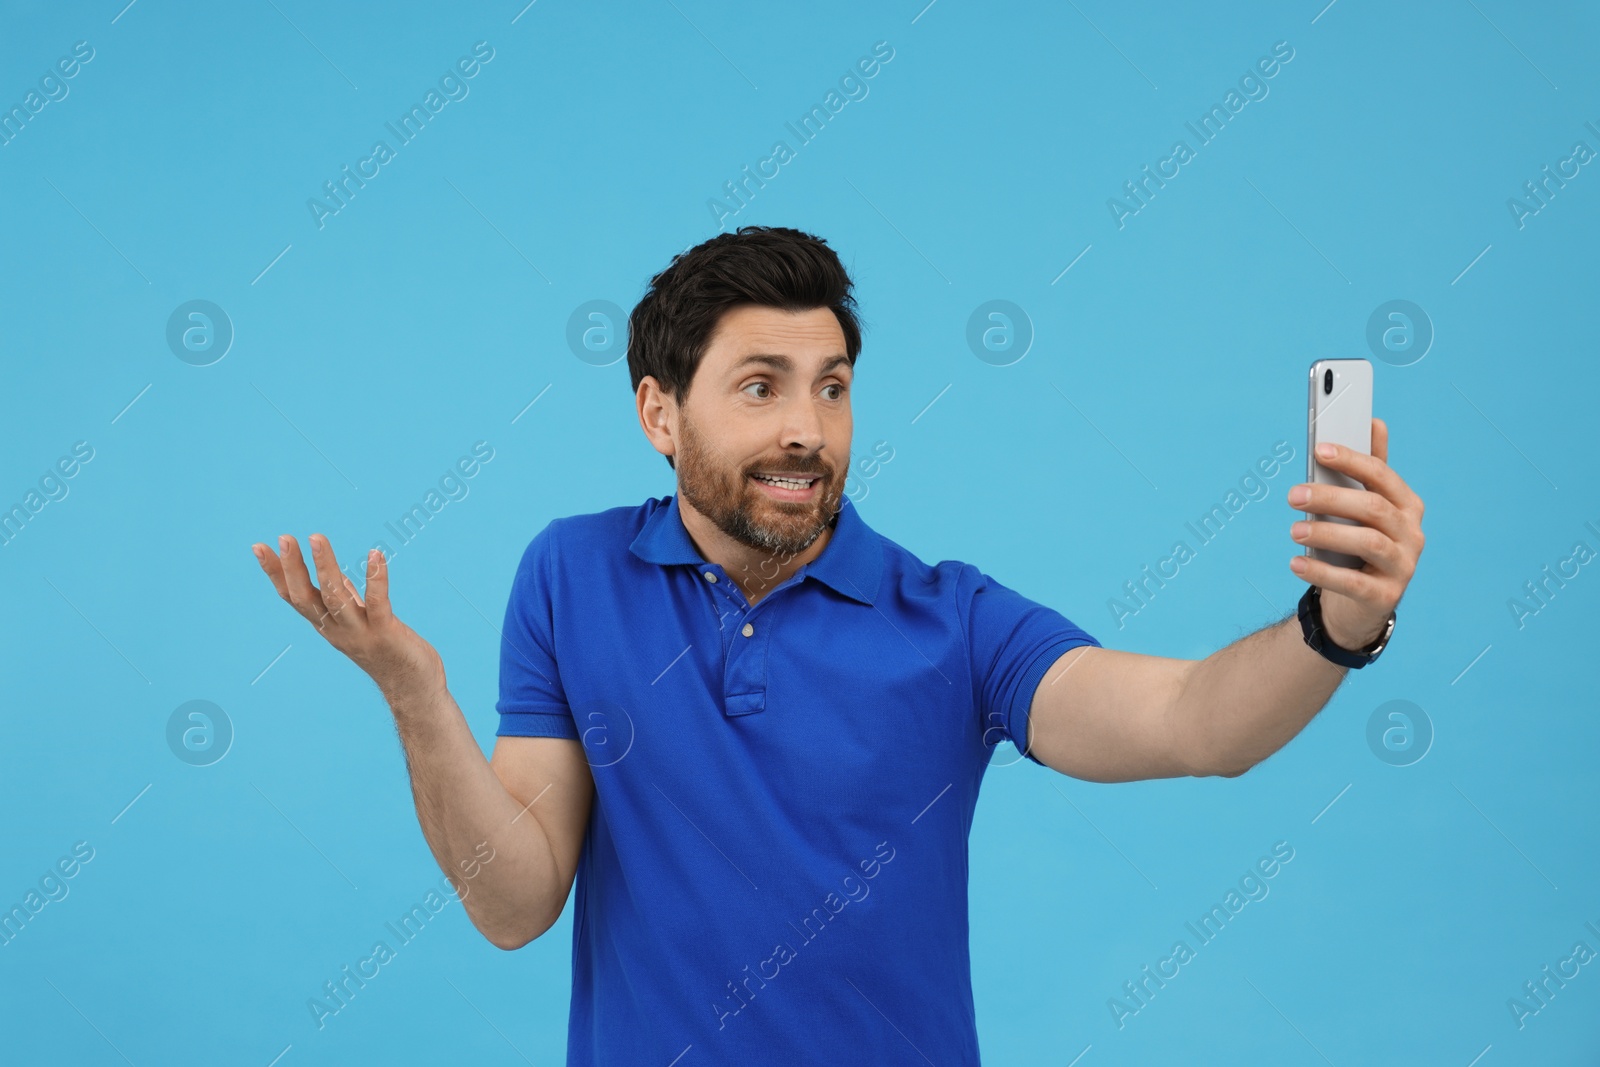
722,592,777,718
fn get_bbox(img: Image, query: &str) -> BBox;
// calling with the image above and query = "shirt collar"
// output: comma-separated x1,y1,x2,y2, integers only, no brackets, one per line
629,492,881,606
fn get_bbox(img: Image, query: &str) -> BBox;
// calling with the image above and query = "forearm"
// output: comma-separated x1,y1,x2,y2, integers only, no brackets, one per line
384,679,566,947
1171,615,1347,777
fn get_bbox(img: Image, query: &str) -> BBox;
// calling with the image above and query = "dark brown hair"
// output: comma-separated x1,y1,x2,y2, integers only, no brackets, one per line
627,226,865,470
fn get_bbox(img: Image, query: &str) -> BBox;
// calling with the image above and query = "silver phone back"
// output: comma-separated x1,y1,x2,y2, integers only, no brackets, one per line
1307,359,1373,569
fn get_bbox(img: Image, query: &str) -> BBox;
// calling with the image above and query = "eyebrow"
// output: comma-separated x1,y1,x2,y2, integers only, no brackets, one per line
729,353,852,377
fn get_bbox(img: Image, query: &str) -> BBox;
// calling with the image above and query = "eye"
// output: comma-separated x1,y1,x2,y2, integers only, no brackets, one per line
742,381,771,399
823,383,846,400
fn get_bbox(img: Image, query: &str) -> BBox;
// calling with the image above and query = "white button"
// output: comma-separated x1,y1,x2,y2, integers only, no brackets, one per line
741,622,754,637
703,571,717,583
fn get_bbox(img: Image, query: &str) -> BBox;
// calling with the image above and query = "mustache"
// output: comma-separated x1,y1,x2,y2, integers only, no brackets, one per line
746,465,832,479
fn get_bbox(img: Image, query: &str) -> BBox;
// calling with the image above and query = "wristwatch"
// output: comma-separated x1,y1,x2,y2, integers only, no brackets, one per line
1297,585,1394,669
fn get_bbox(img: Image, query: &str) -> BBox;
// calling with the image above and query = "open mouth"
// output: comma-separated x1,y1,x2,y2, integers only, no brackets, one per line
749,472,820,501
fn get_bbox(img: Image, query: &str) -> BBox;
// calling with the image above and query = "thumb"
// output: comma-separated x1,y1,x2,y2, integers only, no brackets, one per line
365,549,394,622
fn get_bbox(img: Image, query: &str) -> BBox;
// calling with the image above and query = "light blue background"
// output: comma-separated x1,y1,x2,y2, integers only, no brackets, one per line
2,0,1597,1063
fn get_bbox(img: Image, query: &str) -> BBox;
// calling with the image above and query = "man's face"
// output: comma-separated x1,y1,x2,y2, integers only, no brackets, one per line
671,304,853,557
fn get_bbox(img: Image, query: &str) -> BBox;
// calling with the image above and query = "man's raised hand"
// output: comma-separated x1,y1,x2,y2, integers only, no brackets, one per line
1286,417,1426,650
251,534,445,702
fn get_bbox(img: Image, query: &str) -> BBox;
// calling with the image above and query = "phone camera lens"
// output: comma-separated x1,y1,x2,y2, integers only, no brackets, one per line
1323,369,1333,394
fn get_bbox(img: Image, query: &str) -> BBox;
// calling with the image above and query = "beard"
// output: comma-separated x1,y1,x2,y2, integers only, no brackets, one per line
675,408,848,557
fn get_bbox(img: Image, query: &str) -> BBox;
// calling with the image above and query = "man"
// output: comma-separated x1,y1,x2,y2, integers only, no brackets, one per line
251,226,1424,1064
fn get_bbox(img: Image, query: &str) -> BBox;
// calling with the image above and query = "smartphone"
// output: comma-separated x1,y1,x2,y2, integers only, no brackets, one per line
1306,358,1373,569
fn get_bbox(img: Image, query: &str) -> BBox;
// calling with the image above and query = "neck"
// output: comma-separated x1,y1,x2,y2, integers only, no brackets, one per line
676,496,837,606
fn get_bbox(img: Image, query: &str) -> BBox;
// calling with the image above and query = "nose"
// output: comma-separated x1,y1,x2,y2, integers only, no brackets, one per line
778,393,826,456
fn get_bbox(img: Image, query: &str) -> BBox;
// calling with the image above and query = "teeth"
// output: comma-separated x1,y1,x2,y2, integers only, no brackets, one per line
754,474,813,490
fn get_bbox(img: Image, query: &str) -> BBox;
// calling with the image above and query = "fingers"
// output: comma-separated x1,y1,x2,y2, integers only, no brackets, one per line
1290,482,1410,545
308,534,363,629
252,543,293,603
1307,438,1422,520
1371,417,1389,466
273,535,331,624
365,547,393,623
1291,519,1410,579
255,534,386,631
1289,552,1385,604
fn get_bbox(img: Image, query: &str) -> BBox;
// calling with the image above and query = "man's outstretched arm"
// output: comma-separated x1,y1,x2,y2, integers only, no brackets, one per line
1024,417,1425,782
251,534,593,949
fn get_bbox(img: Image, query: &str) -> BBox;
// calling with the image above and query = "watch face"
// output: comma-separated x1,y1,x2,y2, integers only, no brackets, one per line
1365,615,1395,657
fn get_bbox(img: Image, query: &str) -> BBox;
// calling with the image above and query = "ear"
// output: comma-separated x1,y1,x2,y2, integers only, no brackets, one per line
637,376,678,465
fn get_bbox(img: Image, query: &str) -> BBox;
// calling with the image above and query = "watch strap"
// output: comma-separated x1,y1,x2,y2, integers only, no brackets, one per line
1297,585,1393,669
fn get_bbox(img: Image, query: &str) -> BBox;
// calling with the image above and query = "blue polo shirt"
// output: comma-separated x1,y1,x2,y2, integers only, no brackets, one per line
495,493,1100,1065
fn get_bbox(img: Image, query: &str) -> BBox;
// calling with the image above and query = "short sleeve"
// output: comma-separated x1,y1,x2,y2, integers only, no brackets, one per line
495,523,580,740
963,564,1101,767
